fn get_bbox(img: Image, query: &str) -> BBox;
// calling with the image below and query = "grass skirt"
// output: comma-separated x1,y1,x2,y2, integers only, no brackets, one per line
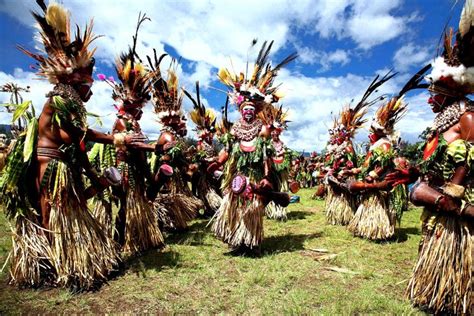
8,215,55,287
154,169,202,230
211,191,264,249
47,161,119,290
407,209,473,314
348,191,395,240
122,186,164,254
265,201,287,221
196,173,222,215
91,194,113,239
325,184,355,226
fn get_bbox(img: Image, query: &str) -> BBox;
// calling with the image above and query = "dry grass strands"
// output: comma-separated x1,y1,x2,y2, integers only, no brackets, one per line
154,193,201,230
122,188,164,254
265,201,288,221
211,192,265,249
325,185,355,226
348,191,395,240
8,216,55,287
47,162,119,290
196,175,222,214
407,212,473,314
91,197,113,239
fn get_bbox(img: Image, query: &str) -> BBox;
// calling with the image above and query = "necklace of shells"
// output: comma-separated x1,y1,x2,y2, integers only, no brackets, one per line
232,119,263,142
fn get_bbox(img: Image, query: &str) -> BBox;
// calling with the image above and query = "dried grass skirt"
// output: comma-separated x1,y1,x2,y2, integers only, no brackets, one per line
407,209,473,314
348,191,395,240
121,186,164,254
211,192,264,249
47,162,119,290
325,184,356,226
8,215,55,287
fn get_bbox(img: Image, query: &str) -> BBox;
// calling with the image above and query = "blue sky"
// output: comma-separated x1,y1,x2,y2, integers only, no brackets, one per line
0,0,464,151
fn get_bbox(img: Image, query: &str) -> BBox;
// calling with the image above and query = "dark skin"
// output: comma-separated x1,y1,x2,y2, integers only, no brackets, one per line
36,77,150,230
386,95,474,216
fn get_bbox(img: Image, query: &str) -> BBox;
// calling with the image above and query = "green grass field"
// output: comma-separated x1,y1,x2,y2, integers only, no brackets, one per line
0,188,424,314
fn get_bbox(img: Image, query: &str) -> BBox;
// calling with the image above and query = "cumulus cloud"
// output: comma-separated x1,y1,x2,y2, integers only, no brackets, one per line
296,45,350,71
0,0,431,151
393,43,431,71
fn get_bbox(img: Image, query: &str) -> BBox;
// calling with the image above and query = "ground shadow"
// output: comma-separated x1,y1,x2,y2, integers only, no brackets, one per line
285,210,313,220
263,232,322,255
392,226,420,243
123,248,182,275
164,220,213,247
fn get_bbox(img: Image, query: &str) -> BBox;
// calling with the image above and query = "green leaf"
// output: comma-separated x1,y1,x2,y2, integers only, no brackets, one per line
23,117,38,162
12,100,32,122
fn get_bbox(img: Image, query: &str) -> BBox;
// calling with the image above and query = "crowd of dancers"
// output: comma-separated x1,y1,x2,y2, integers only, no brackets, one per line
0,0,474,314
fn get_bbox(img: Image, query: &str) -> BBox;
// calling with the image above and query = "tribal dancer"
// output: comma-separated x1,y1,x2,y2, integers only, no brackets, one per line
325,73,392,226
148,54,203,231
260,104,295,220
387,1,474,312
209,40,296,254
347,67,429,240
0,1,143,289
184,82,222,216
98,14,164,254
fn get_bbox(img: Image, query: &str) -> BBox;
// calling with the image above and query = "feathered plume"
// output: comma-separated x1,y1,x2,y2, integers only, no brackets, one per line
340,71,395,137
217,39,297,112
183,81,217,134
372,65,431,135
428,0,474,93
107,12,152,106
18,0,100,83
258,103,289,129
148,54,184,120
216,97,233,136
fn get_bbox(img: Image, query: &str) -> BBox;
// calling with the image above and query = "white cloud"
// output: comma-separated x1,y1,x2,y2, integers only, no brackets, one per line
0,0,430,151
296,46,350,71
393,43,431,72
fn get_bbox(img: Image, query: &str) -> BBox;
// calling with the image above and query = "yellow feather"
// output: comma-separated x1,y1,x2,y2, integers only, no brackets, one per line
122,60,131,81
274,89,285,99
190,110,200,125
206,109,216,122
46,3,69,37
135,63,145,75
394,97,403,110
218,68,234,86
168,70,178,90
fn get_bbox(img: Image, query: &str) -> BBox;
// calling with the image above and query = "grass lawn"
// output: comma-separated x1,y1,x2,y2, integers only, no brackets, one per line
0,188,423,314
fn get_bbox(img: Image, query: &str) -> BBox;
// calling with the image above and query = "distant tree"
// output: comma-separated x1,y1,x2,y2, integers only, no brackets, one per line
398,140,423,162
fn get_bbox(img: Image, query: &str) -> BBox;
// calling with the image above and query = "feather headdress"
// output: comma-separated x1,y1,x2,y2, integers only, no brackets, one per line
218,40,297,113
18,0,100,84
215,97,233,137
258,103,289,131
371,64,431,136
110,13,152,108
147,51,184,121
183,81,217,135
339,71,395,138
427,0,474,95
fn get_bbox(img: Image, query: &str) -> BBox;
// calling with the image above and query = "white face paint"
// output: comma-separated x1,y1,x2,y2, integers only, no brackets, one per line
241,104,256,122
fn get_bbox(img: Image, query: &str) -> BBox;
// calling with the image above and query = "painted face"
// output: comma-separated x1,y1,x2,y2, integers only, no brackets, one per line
241,104,256,122
368,132,379,144
428,93,449,113
271,128,281,141
76,79,94,102
177,120,187,137
200,131,213,144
